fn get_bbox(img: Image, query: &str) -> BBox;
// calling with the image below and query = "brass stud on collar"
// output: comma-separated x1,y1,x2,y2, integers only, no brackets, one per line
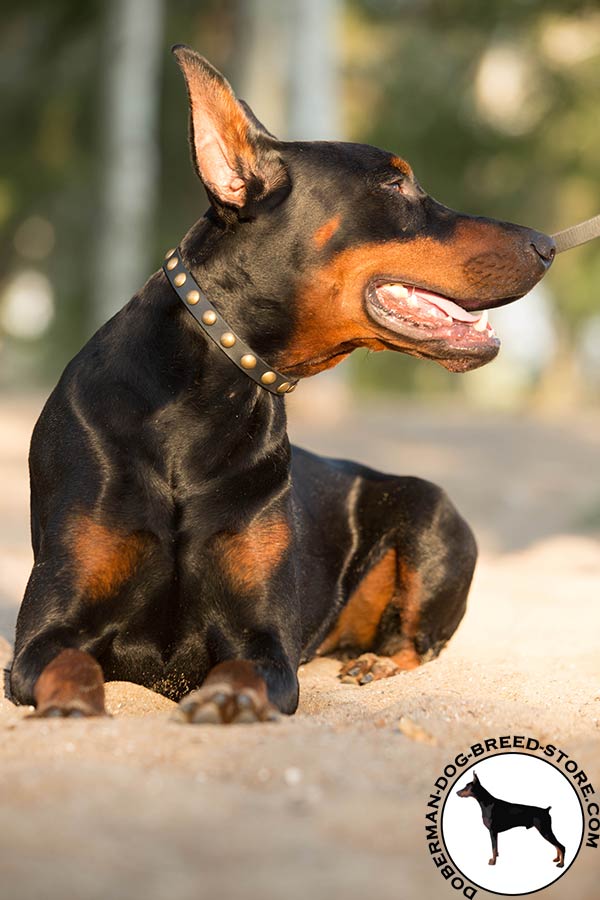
202,310,217,325
220,332,236,348
164,251,293,394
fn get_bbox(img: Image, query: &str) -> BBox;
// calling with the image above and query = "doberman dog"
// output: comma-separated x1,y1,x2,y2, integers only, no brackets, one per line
457,771,566,867
7,46,555,723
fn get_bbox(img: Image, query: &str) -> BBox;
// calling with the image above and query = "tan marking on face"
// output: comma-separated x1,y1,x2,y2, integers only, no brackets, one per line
313,215,341,249
276,218,536,376
71,515,151,601
214,513,291,594
318,549,397,653
390,156,413,177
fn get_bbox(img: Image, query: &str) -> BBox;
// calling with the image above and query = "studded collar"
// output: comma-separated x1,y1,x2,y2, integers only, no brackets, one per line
163,248,297,396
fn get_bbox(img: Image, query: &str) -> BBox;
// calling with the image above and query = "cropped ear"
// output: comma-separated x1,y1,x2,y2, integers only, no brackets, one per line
472,771,479,782
172,45,288,212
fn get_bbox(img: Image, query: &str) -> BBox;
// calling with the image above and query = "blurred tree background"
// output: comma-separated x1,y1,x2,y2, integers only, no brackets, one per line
0,0,599,405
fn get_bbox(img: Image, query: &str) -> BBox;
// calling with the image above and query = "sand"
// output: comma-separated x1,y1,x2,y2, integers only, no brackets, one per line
0,393,598,900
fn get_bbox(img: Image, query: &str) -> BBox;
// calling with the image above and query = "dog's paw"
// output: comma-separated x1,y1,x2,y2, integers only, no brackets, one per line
174,682,280,725
339,653,401,685
488,859,497,866
29,649,107,718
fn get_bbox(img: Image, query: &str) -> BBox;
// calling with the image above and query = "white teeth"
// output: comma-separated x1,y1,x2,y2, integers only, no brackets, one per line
382,283,410,300
473,310,488,332
407,293,419,308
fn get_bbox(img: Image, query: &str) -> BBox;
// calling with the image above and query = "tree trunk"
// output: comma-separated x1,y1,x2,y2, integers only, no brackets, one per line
93,0,165,326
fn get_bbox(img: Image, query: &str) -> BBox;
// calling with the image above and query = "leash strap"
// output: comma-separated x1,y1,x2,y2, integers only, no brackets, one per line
552,214,600,254
162,247,297,396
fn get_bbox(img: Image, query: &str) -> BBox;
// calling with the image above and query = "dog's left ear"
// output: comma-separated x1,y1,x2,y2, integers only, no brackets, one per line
472,771,479,782
172,45,288,214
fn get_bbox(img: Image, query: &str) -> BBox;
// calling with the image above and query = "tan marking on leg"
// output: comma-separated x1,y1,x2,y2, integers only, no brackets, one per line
214,513,291,594
70,515,152,601
318,548,397,654
390,562,423,670
33,649,106,717
313,214,341,249
320,551,427,683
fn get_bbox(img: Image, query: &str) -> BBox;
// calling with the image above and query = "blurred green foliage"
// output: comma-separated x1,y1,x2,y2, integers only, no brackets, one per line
0,0,598,393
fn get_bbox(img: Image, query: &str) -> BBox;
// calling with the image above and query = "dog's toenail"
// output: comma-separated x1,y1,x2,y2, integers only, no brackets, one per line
211,691,228,706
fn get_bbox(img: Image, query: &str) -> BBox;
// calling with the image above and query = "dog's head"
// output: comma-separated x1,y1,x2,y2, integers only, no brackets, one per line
456,771,480,798
173,46,554,378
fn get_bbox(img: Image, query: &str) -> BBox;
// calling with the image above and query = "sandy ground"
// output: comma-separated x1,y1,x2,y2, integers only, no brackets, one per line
0,391,599,900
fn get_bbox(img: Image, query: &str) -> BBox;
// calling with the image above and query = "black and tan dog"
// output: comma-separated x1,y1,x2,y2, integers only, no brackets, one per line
457,771,566,867
8,46,555,723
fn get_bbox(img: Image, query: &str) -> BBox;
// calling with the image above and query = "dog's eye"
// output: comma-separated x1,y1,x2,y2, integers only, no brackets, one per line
383,178,408,194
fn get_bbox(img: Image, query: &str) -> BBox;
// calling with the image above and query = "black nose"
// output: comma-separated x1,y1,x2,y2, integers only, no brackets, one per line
530,231,556,267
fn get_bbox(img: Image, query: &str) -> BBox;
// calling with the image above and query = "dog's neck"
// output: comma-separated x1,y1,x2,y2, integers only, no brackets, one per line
471,782,496,807
177,213,296,365
117,211,303,512
130,245,292,497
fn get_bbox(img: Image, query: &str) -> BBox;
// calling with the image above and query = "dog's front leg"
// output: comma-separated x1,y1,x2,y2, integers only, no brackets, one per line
10,556,108,717
11,639,106,718
174,504,301,724
489,830,499,865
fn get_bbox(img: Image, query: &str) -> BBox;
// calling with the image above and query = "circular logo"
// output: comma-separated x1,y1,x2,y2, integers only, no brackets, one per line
441,753,584,895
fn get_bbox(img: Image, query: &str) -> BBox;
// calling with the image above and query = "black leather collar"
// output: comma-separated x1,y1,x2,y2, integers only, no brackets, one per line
163,248,297,396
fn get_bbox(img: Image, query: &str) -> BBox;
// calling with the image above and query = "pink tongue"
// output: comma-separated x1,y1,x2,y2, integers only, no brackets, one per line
414,289,480,323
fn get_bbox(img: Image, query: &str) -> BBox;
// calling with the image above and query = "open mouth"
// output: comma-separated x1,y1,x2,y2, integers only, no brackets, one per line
367,280,501,371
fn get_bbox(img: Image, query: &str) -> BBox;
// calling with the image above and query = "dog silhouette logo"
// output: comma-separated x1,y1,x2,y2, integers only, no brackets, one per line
456,770,565,868
441,754,584,895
